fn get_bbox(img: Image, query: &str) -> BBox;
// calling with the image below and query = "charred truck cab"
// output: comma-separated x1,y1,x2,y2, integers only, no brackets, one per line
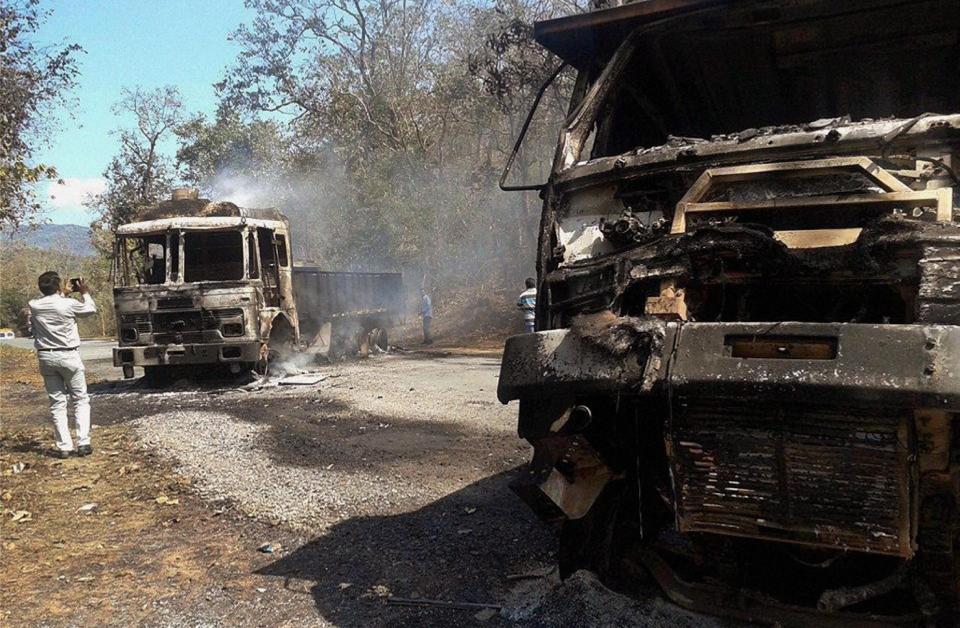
499,0,960,624
112,189,299,379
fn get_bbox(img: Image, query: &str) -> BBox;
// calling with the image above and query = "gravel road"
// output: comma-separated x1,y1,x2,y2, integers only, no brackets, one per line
64,350,724,626
131,353,530,532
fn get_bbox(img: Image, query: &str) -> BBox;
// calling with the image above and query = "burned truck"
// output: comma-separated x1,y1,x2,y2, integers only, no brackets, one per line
498,0,960,624
112,189,401,379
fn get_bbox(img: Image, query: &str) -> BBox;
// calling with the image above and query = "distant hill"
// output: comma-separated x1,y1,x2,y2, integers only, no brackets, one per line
4,224,95,257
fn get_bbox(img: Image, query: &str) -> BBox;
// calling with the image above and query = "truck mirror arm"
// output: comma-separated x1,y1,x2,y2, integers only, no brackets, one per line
499,61,567,192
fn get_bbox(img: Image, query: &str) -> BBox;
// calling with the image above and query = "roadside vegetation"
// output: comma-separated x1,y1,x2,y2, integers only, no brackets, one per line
1,0,580,338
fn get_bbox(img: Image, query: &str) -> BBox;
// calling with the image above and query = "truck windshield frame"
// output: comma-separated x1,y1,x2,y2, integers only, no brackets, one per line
116,227,276,287
182,229,245,283
557,4,960,170
115,232,176,287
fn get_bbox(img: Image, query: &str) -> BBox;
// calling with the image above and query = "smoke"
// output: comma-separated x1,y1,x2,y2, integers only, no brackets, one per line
191,135,542,340
203,171,277,208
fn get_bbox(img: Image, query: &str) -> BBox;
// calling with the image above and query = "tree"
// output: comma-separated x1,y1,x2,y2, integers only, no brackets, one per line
176,110,288,191
220,0,451,174
0,238,112,337
215,0,578,293
0,0,81,230
87,86,184,230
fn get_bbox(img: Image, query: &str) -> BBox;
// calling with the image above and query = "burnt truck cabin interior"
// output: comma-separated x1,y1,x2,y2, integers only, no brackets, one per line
183,231,243,282
114,226,290,287
537,0,960,155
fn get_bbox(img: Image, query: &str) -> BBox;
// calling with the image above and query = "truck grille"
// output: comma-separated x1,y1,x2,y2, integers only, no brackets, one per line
120,313,151,333
146,309,245,344
208,308,243,321
156,297,193,309
671,399,913,557
153,331,205,344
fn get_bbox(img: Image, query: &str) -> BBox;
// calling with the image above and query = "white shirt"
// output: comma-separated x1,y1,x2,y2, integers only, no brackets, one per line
29,293,97,350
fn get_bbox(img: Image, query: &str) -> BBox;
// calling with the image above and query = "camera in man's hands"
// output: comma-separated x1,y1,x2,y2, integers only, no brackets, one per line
68,277,83,292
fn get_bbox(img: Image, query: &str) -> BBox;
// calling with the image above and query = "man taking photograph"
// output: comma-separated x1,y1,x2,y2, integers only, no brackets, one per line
29,272,97,458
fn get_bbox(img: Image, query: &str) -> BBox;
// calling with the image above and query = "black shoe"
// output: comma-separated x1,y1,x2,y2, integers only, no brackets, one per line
54,449,71,459
77,445,93,457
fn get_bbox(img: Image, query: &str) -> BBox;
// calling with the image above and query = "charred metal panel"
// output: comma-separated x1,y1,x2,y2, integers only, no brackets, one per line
671,399,914,556
291,268,403,339
497,323,670,404
918,245,960,324
669,323,960,410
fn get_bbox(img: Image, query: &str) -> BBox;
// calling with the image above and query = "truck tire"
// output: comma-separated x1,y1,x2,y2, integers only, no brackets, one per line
369,327,388,351
558,481,627,580
917,492,960,622
256,317,297,375
142,366,170,387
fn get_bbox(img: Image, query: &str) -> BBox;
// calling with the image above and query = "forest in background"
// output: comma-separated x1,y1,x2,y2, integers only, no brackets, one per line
2,0,584,335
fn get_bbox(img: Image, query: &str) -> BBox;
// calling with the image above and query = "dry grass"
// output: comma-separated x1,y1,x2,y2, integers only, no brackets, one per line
0,344,42,388
0,353,282,625
0,420,281,625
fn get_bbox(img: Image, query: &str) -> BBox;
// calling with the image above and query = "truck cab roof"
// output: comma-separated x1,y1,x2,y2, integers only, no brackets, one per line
117,215,288,235
538,0,960,145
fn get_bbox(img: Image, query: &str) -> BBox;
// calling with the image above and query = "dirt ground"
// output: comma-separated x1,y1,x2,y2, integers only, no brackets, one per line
0,342,560,627
1,340,720,627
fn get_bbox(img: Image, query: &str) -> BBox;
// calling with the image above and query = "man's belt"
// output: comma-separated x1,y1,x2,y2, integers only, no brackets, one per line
37,346,79,352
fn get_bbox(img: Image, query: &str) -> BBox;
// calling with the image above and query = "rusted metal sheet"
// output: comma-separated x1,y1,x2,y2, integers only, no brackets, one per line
116,216,286,234
497,327,658,403
668,323,960,410
671,400,914,556
292,268,403,333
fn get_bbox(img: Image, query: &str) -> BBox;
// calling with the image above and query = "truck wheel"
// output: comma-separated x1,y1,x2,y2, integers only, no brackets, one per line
917,492,960,621
558,482,627,580
142,366,170,387
256,319,296,375
368,327,388,351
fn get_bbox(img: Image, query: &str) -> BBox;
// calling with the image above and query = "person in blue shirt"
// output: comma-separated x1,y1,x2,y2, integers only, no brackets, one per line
517,277,536,333
420,289,433,344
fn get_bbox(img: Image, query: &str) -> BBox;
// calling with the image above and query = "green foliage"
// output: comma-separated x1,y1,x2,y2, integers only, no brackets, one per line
0,240,114,337
88,0,578,309
86,86,184,231
0,0,82,230
207,0,575,295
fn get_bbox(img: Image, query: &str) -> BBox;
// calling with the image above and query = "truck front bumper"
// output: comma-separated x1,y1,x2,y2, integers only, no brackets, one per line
498,322,960,410
113,341,262,368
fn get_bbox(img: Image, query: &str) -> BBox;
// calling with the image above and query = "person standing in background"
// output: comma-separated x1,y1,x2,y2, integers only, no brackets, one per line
420,289,433,344
29,272,97,458
518,277,537,333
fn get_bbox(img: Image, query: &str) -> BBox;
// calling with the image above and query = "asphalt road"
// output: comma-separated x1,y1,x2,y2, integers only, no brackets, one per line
3,337,117,362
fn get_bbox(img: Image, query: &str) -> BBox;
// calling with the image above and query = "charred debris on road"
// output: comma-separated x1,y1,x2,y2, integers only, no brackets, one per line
498,0,960,625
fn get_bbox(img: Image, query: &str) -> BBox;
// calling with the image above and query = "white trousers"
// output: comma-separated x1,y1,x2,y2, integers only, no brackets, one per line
37,349,91,451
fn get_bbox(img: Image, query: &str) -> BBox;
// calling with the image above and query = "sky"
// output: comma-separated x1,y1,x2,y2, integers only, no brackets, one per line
33,0,256,225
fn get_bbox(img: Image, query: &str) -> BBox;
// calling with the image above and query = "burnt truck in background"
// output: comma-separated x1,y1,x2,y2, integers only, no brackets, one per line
498,0,960,625
112,188,401,380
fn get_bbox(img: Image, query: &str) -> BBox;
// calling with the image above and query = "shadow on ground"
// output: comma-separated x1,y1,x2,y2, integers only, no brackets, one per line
256,467,556,627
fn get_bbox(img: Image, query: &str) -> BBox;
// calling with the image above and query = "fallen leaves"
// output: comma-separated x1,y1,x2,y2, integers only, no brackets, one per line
361,584,392,599
3,461,27,476
117,463,140,477
10,510,32,523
